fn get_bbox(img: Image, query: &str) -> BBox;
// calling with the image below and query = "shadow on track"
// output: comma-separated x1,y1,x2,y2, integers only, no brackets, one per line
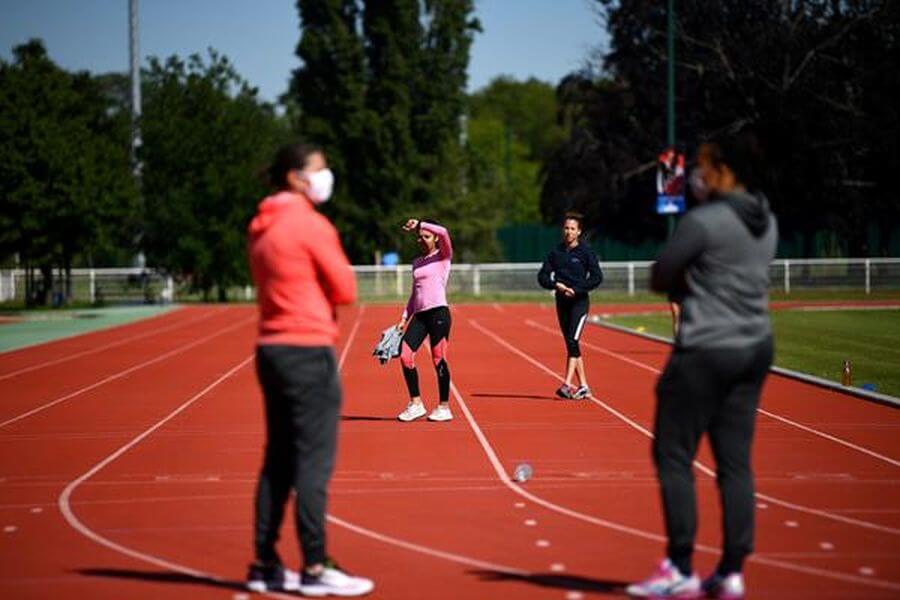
470,392,557,401
470,569,629,595
75,568,243,591
341,415,397,421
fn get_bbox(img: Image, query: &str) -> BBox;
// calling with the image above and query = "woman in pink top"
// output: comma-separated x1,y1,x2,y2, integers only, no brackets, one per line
396,218,454,422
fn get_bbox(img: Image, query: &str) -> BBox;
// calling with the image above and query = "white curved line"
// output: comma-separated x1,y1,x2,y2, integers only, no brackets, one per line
0,315,254,429
511,319,900,534
525,319,900,469
466,318,900,591
59,306,529,596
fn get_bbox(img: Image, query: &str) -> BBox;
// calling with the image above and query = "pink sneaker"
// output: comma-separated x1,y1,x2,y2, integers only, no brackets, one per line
626,559,701,598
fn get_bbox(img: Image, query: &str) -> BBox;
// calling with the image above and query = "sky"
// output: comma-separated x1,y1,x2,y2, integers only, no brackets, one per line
0,0,608,103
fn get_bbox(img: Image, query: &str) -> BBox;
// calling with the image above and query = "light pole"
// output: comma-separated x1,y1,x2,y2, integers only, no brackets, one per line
129,0,142,177
666,0,676,237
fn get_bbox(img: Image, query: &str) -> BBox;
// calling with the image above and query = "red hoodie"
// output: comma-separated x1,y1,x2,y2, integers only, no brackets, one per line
248,191,357,347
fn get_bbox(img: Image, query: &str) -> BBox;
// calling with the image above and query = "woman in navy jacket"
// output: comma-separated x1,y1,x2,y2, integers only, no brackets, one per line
538,212,603,399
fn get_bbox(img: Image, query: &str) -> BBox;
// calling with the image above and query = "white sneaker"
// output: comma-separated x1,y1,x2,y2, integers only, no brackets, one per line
701,572,745,599
299,564,374,597
626,558,701,598
427,404,453,422
397,401,426,422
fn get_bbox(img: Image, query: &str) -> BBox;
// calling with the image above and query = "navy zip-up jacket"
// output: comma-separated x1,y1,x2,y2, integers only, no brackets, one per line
537,241,604,296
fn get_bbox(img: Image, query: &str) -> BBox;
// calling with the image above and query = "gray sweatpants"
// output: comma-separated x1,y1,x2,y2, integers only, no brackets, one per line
254,344,341,567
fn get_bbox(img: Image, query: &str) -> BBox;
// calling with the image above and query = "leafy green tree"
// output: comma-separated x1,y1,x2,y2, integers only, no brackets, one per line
545,0,900,256
291,0,480,262
466,77,564,227
140,51,283,300
0,40,138,305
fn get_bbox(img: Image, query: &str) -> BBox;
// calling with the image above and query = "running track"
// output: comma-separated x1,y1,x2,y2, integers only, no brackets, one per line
0,303,898,599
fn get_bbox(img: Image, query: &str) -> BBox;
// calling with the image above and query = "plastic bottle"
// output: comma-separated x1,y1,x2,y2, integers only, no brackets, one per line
513,463,533,483
841,360,852,386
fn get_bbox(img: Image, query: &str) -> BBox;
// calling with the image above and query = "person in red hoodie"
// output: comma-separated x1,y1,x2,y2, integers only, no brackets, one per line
246,143,373,597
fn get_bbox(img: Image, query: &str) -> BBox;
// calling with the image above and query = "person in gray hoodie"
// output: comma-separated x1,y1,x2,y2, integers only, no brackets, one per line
627,126,777,599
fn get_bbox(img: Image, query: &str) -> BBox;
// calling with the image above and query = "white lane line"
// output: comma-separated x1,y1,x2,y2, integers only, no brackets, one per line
0,315,255,430
536,539,551,548
756,408,900,468
537,319,900,469
785,520,799,528
550,563,565,572
820,542,834,551
0,307,223,381
463,318,900,591
59,306,530,595
30,507,42,514
327,515,527,576
3,525,16,533
524,519,537,527
859,567,875,576
515,319,900,535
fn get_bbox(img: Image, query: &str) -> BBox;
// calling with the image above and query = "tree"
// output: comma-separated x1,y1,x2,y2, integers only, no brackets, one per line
544,0,900,256
140,50,283,300
290,0,481,262
0,40,139,305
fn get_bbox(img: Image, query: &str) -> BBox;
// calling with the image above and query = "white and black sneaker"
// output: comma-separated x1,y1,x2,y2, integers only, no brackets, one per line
245,561,300,593
573,385,591,399
299,559,374,597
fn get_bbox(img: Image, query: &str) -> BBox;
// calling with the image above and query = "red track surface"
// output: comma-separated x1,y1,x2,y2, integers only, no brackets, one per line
1,303,898,599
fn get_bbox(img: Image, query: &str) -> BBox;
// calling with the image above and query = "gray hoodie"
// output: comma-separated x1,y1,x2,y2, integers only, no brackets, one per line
651,190,778,349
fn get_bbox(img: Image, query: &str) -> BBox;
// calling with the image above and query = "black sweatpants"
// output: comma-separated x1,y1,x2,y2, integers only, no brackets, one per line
555,293,589,358
653,336,773,576
254,344,341,567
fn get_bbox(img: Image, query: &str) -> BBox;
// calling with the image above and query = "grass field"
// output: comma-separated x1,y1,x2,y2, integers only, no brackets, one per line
601,309,900,399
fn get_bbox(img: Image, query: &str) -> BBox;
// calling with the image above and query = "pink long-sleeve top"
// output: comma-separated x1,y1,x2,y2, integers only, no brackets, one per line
402,222,453,320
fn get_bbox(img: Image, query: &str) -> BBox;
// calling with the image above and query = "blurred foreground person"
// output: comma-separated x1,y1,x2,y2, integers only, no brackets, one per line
627,126,777,599
247,142,373,596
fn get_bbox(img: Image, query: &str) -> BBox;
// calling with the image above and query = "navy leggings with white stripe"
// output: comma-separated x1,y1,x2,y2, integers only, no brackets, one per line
555,293,589,358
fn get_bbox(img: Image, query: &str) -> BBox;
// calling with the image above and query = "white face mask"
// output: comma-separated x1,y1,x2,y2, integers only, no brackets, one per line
302,168,334,204
689,167,709,203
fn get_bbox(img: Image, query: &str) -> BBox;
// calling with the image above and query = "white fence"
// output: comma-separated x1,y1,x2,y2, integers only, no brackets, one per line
0,268,174,304
354,258,900,299
1,258,898,304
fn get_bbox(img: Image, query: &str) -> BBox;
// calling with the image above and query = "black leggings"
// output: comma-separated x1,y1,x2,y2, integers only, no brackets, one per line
556,293,589,358
400,306,451,403
653,337,773,577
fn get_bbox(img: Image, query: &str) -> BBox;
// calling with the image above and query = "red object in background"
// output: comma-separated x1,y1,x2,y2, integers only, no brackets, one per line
657,148,686,195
